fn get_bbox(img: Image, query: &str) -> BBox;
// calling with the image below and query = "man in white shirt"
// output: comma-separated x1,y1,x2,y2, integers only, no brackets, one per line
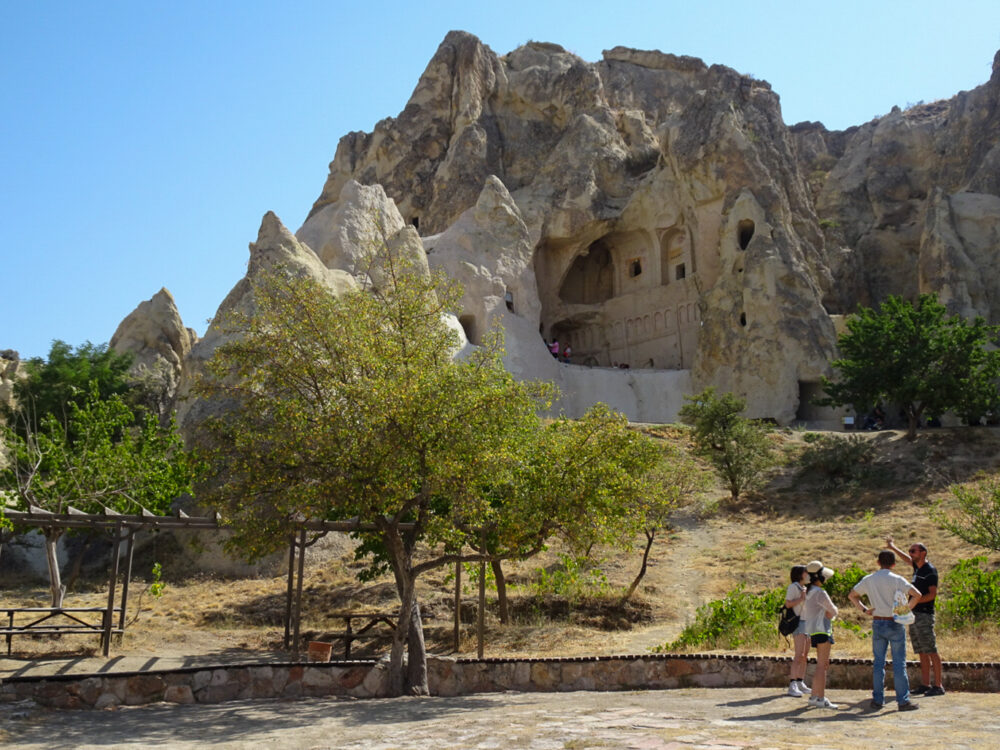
848,550,922,712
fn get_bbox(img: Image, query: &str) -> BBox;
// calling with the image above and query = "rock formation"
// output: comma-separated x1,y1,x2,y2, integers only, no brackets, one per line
0,349,20,416
110,288,198,414
175,210,357,433
300,32,842,423
791,50,1000,322
105,32,999,429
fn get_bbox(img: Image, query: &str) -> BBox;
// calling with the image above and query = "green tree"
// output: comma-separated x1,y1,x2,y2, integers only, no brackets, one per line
4,341,135,432
620,444,712,603
818,294,1000,439
195,254,665,696
933,478,1000,552
678,388,775,499
1,385,197,606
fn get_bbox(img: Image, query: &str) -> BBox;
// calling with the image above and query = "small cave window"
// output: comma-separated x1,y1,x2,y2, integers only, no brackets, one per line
459,314,479,345
411,216,420,231
674,263,686,281
504,290,514,312
739,312,747,327
629,258,643,277
737,219,755,251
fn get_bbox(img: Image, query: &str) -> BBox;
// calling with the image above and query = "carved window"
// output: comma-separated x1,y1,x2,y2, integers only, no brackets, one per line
629,258,643,278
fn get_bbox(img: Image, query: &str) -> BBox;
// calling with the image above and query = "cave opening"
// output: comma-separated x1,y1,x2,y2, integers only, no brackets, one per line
558,240,615,304
459,314,479,345
738,219,755,250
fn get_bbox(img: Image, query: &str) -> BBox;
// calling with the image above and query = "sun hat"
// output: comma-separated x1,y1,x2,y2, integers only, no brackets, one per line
806,560,835,579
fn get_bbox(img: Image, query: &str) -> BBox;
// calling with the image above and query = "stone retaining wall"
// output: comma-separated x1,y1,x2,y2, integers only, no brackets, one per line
2,654,997,709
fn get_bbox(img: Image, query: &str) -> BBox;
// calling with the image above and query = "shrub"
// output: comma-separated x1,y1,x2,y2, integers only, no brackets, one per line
659,568,872,652
824,562,868,605
660,586,784,650
530,553,610,604
798,434,879,489
934,478,1000,552
938,556,1000,629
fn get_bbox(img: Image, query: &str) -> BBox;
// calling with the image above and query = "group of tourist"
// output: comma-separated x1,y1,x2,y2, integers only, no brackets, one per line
546,339,572,363
784,537,944,710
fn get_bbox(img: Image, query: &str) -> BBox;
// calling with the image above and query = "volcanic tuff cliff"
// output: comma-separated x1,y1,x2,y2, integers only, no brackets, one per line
116,32,1000,428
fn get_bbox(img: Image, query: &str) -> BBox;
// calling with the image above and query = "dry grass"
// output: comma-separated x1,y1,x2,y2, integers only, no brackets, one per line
3,426,1000,664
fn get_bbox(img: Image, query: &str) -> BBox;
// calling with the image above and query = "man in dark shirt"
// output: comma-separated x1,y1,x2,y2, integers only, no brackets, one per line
886,536,944,695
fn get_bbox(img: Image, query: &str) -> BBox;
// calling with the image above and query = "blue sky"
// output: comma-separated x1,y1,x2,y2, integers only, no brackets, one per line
3,1,999,360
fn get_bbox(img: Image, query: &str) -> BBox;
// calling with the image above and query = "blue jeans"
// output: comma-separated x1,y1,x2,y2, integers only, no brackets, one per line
872,620,910,704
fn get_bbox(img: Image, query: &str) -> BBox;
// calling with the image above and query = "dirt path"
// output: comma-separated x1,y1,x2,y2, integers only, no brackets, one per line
615,509,716,653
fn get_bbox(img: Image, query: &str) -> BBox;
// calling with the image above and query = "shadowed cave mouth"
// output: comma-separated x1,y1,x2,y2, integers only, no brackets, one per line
737,219,755,251
459,314,479,345
558,239,615,305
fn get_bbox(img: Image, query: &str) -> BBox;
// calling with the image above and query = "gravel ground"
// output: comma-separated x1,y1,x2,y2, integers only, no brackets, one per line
2,687,997,749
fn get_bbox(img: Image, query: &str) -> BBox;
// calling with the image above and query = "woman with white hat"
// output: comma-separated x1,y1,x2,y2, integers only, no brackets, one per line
802,560,839,709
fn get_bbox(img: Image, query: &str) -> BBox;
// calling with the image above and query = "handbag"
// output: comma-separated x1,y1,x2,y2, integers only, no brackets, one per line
778,605,800,636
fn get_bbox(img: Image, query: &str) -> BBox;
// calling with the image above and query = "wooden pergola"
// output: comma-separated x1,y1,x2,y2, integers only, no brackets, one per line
0,507,412,656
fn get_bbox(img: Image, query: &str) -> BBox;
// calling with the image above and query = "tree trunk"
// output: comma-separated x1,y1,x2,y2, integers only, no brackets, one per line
491,559,509,624
907,405,924,441
44,529,66,607
405,598,428,695
388,578,414,697
621,530,656,604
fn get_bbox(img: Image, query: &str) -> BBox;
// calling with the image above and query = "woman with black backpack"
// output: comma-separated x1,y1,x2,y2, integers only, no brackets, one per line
784,564,811,697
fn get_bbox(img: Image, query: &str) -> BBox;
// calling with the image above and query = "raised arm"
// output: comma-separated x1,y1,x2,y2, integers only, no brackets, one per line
885,536,912,565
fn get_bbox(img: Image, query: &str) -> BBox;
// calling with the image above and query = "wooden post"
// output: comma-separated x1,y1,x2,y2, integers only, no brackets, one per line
102,521,123,657
477,557,485,659
284,534,295,649
453,560,461,652
292,529,306,655
118,528,137,633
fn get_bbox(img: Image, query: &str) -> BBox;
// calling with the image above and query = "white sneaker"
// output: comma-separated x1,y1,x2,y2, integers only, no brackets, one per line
796,680,812,694
808,696,838,709
787,682,803,697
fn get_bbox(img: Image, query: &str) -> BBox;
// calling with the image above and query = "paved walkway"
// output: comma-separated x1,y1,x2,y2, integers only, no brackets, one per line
2,687,996,749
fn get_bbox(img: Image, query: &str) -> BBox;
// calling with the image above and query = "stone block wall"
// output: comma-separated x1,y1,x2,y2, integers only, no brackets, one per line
2,653,997,709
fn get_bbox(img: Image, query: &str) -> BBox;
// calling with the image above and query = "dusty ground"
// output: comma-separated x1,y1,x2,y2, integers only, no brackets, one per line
2,427,1000,670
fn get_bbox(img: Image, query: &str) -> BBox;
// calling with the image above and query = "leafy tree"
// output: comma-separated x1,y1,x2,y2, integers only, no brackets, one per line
482,405,669,618
678,388,775,499
1,386,197,605
4,341,135,433
620,443,712,604
933,478,1000,552
195,254,667,696
818,294,1000,439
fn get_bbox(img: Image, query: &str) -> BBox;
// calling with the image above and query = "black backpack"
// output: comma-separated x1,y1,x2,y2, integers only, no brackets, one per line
778,605,800,636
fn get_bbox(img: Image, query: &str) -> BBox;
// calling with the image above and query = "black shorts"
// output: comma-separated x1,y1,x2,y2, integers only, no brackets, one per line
811,633,834,647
